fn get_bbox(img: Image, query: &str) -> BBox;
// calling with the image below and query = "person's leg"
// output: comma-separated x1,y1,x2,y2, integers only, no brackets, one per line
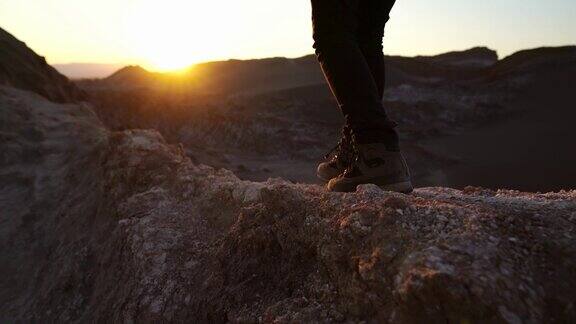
356,0,399,148
312,0,411,192
358,0,397,99
311,0,397,150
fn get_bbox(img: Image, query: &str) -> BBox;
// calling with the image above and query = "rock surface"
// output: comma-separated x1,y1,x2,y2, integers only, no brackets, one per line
1,85,575,323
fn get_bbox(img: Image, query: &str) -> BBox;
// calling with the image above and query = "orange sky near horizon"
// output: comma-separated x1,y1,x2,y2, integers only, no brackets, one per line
1,0,574,72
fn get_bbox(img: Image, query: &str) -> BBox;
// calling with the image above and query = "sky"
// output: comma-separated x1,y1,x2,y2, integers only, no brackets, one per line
1,0,575,71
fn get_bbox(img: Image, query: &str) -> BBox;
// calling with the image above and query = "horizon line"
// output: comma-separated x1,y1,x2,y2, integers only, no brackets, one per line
52,43,576,71
51,43,576,78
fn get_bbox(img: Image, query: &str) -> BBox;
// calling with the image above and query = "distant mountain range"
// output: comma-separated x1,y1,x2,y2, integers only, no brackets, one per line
53,46,500,80
73,46,576,98
52,63,126,79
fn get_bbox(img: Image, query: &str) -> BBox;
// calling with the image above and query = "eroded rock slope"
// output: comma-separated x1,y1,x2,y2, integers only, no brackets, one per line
1,85,575,323
0,27,85,103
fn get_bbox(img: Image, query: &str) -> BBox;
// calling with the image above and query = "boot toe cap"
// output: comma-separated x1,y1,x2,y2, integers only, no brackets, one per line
317,162,341,182
326,177,357,192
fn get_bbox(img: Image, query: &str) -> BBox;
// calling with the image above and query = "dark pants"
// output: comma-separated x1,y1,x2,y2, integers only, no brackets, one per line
312,0,399,149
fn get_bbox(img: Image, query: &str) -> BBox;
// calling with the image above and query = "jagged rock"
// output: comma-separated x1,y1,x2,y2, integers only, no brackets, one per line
1,85,575,323
0,27,86,102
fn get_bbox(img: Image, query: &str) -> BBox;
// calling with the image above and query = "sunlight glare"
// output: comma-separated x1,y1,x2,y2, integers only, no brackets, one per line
124,0,224,71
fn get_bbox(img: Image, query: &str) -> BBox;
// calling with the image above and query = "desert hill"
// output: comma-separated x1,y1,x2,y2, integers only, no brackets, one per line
415,46,498,68
104,65,166,86
1,26,576,322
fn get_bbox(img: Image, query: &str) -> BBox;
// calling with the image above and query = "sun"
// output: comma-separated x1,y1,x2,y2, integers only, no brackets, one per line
125,0,211,71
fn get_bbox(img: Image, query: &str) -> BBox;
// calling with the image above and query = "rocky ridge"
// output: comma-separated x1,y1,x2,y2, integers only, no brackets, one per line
1,86,575,322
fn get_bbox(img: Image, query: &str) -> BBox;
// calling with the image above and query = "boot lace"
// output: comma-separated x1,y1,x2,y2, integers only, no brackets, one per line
324,126,356,166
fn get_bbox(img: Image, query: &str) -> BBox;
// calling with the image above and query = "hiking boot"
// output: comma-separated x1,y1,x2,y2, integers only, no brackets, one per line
327,143,413,193
317,126,353,182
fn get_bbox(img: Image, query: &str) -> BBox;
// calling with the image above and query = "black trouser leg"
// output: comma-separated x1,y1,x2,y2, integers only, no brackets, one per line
311,0,399,149
358,0,396,98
